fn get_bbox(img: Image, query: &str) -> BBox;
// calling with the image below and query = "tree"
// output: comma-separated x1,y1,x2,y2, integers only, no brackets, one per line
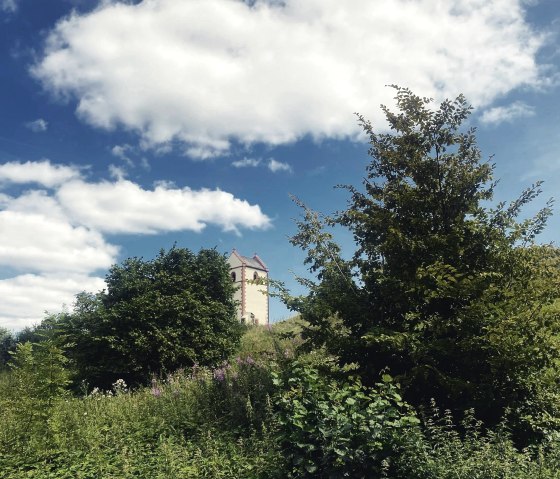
0,327,16,370
60,246,241,388
286,86,560,438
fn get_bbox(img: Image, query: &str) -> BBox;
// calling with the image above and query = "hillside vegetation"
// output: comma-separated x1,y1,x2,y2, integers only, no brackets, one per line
2,322,560,478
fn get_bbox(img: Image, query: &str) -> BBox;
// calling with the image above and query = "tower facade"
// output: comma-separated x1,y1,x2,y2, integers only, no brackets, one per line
227,250,269,325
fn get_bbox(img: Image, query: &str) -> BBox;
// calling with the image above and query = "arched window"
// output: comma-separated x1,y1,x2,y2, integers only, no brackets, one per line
231,272,236,282
253,271,258,280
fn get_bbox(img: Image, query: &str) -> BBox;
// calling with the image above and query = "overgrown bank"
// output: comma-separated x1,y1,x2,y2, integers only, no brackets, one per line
2,323,560,478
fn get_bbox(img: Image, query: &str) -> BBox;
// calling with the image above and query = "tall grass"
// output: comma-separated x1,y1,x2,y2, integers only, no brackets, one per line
0,353,282,478
3,322,560,478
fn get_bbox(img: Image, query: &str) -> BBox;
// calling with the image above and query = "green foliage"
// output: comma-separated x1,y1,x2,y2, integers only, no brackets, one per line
238,317,306,361
391,407,560,479
0,355,282,478
58,246,242,388
0,339,69,456
275,360,419,478
285,86,559,439
8,340,70,405
3,325,560,478
0,326,16,369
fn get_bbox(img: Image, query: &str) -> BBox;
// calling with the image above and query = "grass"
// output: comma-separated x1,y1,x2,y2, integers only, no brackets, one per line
0,354,283,478
3,320,560,478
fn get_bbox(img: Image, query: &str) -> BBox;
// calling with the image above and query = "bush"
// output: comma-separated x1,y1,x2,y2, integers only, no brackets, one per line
391,407,560,479
0,356,282,478
274,359,419,478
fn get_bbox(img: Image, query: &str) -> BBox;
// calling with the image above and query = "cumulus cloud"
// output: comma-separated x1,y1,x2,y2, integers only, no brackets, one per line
56,179,272,234
0,200,118,274
0,160,82,187
0,160,271,330
108,164,127,180
480,101,536,125
0,274,106,331
32,0,548,158
25,118,48,132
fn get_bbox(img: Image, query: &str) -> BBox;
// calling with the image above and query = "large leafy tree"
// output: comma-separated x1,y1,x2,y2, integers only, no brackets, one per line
286,87,560,437
60,247,241,388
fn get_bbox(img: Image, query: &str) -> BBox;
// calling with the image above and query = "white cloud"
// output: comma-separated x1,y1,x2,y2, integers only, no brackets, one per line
108,164,127,180
56,179,272,234
0,193,118,274
25,118,48,132
111,144,134,166
0,160,82,188
480,101,536,125
0,0,17,13
0,161,272,330
267,158,292,173
32,0,549,158
232,157,262,168
232,156,292,172
0,274,106,331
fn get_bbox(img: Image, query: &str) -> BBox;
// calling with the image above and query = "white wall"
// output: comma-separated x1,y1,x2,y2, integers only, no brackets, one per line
227,253,269,325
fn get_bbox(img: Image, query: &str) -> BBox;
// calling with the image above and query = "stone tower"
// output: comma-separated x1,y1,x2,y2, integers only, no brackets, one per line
227,249,269,325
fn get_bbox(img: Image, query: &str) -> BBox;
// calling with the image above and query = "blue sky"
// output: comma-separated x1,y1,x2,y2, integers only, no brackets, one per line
0,0,558,330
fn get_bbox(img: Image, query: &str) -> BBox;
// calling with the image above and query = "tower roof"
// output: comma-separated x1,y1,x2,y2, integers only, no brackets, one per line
230,249,268,271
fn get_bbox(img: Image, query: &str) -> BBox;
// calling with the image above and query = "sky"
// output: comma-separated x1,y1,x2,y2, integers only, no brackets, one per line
0,0,559,331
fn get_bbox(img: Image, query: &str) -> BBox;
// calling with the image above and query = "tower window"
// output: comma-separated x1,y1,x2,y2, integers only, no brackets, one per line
231,272,236,282
253,271,258,280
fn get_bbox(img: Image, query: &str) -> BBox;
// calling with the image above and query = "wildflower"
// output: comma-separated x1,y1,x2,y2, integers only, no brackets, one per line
112,378,128,394
237,355,255,366
213,367,226,382
151,387,162,398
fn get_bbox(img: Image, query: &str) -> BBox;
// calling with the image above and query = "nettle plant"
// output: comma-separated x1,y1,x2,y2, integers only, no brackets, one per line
274,359,419,478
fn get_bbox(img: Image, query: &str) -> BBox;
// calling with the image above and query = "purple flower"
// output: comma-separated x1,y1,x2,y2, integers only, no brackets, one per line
151,387,162,397
213,368,227,382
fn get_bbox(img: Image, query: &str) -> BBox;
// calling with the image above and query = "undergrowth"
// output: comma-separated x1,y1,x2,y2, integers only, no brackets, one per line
2,321,560,478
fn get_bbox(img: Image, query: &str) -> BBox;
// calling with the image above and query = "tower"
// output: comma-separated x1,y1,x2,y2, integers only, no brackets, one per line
227,249,269,325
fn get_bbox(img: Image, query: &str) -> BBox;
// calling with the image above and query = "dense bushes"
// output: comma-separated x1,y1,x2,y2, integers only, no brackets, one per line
59,246,242,389
275,359,418,478
3,324,560,478
0,345,282,478
391,409,560,479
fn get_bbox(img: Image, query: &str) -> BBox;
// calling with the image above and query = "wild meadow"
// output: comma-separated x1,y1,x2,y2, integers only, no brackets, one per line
2,321,560,479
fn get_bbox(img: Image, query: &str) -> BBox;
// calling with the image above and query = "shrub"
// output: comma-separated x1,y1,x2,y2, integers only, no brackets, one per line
274,359,419,478
391,407,560,479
